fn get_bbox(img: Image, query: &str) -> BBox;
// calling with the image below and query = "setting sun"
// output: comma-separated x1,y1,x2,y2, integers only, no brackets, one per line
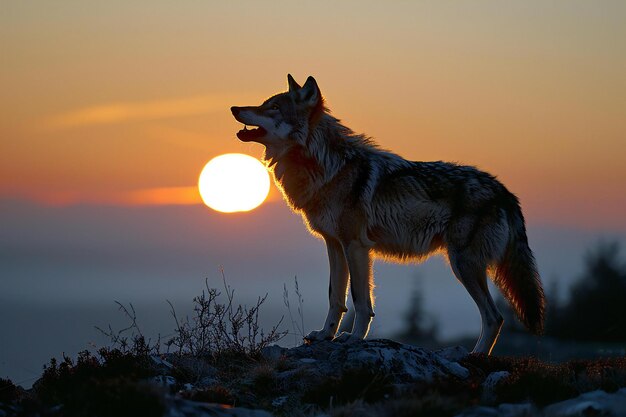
198,153,270,213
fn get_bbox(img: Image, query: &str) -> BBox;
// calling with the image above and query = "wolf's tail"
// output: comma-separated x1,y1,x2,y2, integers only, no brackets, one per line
494,193,545,334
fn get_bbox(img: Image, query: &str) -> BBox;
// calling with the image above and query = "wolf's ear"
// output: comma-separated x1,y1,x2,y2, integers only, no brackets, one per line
299,76,321,107
287,74,301,92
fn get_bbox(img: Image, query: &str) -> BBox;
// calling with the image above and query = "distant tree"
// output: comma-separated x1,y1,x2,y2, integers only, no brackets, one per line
395,281,439,346
551,241,626,342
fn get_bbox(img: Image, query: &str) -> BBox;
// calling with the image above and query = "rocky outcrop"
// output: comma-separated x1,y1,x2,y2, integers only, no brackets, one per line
5,339,626,417
279,338,469,382
161,339,470,417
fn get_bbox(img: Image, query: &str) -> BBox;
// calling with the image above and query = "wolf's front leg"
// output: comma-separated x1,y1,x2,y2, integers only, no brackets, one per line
304,237,349,343
335,240,374,341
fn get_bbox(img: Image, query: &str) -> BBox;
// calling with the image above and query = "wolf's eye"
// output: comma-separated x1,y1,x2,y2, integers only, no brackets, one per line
271,104,279,110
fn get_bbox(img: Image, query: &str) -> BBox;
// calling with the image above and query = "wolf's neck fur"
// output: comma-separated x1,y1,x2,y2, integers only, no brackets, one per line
266,112,376,210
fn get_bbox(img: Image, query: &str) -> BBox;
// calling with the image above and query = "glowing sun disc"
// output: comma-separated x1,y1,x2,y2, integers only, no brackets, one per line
198,153,270,213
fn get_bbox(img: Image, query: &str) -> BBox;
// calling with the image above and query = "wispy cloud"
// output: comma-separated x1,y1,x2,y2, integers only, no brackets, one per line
13,186,202,207
44,94,236,129
117,186,202,206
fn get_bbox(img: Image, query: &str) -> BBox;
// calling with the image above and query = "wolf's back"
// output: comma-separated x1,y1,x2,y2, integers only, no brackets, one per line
494,192,545,334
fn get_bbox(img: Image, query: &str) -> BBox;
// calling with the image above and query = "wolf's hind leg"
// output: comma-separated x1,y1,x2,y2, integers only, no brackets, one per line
336,240,374,341
304,237,349,343
449,252,503,355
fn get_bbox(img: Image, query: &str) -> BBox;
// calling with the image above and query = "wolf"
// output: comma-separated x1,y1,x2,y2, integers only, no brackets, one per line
231,74,545,354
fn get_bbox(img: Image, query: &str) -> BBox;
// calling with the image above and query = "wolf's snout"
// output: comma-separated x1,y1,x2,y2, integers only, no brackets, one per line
231,106,240,117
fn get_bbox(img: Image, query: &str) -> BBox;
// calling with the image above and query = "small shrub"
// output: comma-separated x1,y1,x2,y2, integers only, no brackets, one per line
304,367,394,407
495,362,576,405
166,273,286,358
97,273,286,361
330,395,462,417
250,363,278,397
571,357,626,394
409,375,482,410
35,349,156,409
274,356,294,372
461,354,626,406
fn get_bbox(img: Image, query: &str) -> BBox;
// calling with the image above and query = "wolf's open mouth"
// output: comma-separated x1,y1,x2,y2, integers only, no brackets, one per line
237,125,267,142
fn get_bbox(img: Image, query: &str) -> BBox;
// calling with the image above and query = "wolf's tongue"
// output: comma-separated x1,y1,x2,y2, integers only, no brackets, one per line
237,126,267,142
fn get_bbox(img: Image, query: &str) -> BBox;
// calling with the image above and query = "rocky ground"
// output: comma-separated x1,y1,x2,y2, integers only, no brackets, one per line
2,339,626,417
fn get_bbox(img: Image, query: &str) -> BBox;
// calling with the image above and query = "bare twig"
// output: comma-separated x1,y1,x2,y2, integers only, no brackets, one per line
283,276,306,346
95,301,161,356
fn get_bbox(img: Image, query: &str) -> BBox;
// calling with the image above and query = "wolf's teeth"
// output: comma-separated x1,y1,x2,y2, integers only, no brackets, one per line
243,125,248,131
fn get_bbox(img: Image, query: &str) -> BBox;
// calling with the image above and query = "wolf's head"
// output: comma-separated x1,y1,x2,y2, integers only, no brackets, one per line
231,74,324,147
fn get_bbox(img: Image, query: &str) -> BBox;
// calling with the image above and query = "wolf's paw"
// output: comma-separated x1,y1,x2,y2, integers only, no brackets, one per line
332,332,363,344
303,329,333,345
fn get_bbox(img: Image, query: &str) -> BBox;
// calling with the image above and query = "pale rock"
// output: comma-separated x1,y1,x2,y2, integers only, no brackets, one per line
260,345,286,361
543,388,626,417
436,345,470,362
482,371,511,404
152,375,177,388
271,396,288,407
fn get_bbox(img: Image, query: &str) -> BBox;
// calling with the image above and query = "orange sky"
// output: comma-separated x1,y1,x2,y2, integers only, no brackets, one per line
1,1,625,230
